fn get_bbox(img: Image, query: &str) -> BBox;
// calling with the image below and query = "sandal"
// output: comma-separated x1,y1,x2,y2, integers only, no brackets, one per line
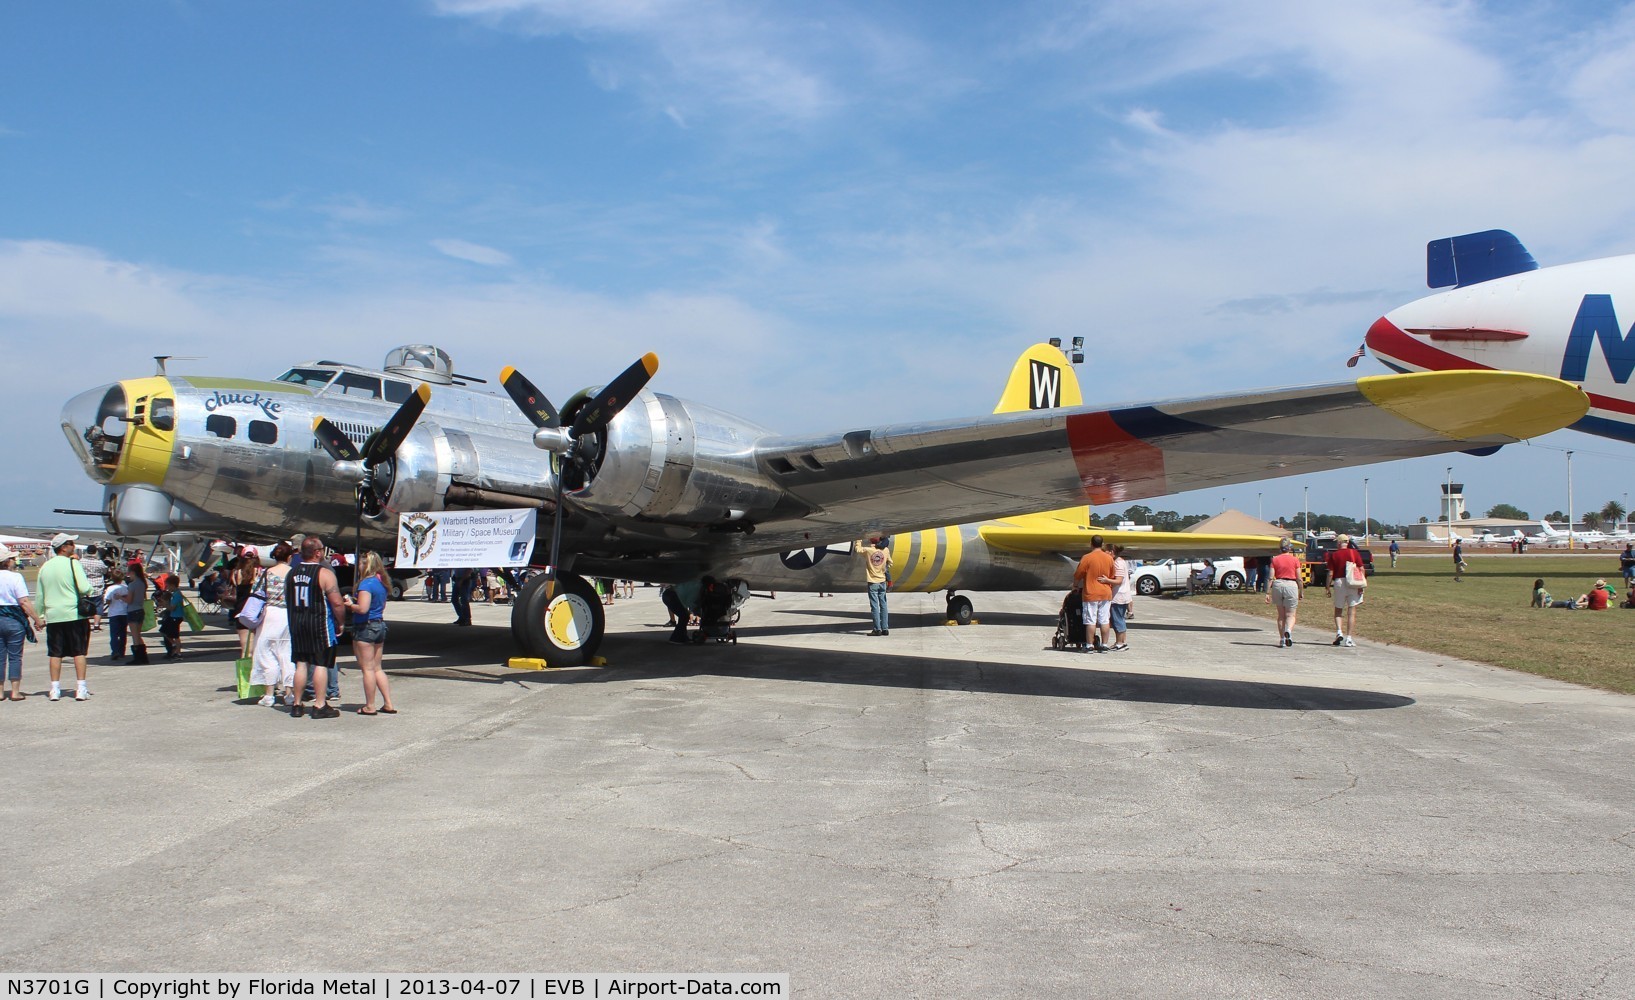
378,706,398,714
8,693,23,701
356,708,378,716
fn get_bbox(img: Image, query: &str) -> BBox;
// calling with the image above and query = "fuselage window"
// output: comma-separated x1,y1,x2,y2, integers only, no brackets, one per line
335,372,383,398
205,414,237,439
384,380,412,404
248,420,278,445
276,368,339,389
150,397,176,432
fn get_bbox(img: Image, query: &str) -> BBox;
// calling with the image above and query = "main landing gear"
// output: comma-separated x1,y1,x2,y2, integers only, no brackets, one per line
945,591,974,626
512,572,605,668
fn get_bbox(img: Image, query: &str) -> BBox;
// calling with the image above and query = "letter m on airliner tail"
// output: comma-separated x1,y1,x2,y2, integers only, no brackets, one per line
1561,294,1635,383
1029,360,1061,409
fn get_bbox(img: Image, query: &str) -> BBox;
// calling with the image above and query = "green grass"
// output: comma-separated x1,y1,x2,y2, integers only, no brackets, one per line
1192,554,1635,694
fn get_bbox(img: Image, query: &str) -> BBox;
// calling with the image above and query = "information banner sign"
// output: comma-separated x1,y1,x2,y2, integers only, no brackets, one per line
395,509,537,569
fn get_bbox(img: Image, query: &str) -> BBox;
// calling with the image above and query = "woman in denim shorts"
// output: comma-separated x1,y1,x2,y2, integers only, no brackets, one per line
343,551,397,716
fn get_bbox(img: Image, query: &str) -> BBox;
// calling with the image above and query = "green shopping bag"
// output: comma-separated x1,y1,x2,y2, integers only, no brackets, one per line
182,597,204,633
235,655,265,701
142,598,157,632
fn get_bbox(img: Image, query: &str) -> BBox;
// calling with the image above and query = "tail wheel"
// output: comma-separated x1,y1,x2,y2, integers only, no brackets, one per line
512,572,605,667
947,594,974,625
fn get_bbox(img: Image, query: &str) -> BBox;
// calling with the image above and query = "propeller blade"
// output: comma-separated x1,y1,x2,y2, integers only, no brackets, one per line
363,383,432,467
569,353,659,438
312,417,362,463
500,365,560,429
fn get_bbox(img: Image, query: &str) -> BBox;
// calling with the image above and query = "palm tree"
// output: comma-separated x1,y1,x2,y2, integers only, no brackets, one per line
1583,511,1602,531
1602,500,1627,531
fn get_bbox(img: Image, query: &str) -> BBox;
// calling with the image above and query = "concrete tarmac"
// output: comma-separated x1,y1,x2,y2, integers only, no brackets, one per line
1,587,1630,998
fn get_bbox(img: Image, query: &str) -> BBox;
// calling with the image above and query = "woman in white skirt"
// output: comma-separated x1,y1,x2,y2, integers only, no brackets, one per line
251,542,295,706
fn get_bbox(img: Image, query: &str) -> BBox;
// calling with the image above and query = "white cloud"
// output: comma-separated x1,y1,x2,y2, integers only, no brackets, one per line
432,239,516,267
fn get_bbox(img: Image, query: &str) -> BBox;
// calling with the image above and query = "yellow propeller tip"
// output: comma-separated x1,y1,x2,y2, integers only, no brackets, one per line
642,352,659,375
415,383,431,403
500,365,516,382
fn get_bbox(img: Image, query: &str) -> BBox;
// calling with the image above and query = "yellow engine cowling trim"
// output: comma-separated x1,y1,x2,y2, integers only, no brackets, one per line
110,376,176,487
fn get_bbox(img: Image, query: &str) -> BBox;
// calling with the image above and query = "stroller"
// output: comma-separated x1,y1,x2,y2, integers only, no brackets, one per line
692,576,740,645
1051,590,1087,651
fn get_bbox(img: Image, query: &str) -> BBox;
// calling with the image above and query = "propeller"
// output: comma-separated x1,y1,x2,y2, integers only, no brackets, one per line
499,354,659,587
312,383,432,565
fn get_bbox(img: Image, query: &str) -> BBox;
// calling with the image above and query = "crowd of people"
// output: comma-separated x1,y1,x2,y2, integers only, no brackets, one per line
0,532,399,717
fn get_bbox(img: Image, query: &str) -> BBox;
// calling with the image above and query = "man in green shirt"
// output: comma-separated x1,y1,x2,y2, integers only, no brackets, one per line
35,533,99,702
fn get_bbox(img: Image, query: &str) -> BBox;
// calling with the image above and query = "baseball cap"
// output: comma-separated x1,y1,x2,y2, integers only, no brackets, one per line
50,532,79,550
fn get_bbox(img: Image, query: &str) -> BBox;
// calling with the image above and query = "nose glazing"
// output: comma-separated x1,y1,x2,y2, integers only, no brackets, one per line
60,383,128,483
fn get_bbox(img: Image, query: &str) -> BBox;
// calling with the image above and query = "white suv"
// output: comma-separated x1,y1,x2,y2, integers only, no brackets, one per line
1129,557,1248,596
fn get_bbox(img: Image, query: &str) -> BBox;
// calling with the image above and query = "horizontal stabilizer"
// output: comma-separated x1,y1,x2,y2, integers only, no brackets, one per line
1427,230,1538,289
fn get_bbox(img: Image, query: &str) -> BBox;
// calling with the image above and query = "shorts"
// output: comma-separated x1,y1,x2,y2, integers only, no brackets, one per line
353,619,388,645
1331,580,1364,609
1110,602,1128,633
1271,579,1300,610
159,618,181,639
292,641,337,669
45,619,91,659
1081,600,1112,627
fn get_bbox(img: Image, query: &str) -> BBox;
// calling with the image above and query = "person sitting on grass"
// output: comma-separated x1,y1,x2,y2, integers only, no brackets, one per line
1586,579,1615,611
1533,580,1585,610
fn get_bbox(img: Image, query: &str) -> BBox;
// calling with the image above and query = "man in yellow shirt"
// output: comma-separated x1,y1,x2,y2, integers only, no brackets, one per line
860,538,893,636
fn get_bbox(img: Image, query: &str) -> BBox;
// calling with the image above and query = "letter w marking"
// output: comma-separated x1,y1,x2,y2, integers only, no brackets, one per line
1561,294,1635,383
1029,360,1061,409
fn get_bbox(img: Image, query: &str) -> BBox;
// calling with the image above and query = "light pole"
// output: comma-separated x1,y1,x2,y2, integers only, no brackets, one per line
1567,450,1575,551
1625,491,1629,536
1257,492,1263,521
1446,467,1453,546
1303,485,1309,539
1363,477,1370,542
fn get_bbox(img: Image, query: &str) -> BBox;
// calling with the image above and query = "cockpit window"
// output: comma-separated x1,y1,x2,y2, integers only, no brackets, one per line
150,397,175,432
276,368,338,389
335,372,383,398
384,380,412,404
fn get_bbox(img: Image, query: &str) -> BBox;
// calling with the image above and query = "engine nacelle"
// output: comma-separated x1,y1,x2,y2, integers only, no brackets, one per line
570,391,792,526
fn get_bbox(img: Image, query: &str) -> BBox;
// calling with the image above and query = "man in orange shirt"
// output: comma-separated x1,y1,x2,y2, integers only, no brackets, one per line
1073,536,1121,653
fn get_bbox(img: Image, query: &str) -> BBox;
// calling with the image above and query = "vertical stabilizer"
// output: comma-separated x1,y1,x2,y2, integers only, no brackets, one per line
993,343,1084,414
995,344,1089,527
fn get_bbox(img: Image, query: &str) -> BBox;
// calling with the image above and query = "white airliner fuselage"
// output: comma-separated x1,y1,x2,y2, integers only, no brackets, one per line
1367,234,1635,444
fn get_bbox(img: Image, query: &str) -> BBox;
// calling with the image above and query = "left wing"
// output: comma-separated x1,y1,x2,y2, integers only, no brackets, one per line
743,371,1586,550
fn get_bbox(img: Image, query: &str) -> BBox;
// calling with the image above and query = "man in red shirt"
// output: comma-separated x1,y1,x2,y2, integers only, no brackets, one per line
1587,580,1613,611
1323,534,1366,647
1073,536,1121,653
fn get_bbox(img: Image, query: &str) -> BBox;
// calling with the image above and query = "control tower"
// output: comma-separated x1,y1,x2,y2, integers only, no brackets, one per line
1440,483,1467,523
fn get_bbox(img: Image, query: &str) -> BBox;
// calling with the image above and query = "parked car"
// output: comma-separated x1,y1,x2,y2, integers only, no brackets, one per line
1301,539,1376,586
1129,557,1248,595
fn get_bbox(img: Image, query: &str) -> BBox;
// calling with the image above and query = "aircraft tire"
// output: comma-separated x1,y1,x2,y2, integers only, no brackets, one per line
513,572,605,668
947,595,974,625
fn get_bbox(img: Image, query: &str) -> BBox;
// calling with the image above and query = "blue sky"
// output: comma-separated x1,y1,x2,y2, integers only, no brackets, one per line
5,0,1635,530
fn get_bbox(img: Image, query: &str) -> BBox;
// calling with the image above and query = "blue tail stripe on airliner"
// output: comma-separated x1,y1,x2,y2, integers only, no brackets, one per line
1572,413,1635,444
1427,230,1538,290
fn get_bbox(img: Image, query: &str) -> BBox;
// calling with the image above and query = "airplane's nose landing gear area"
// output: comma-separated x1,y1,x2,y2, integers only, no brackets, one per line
512,572,605,668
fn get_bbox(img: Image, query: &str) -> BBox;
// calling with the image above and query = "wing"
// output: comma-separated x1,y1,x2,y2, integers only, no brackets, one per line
980,524,1292,560
743,371,1585,550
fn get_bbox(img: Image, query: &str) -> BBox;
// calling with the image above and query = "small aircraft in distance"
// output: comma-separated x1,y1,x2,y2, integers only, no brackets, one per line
59,338,1587,665
1529,520,1620,548
1366,229,1635,444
